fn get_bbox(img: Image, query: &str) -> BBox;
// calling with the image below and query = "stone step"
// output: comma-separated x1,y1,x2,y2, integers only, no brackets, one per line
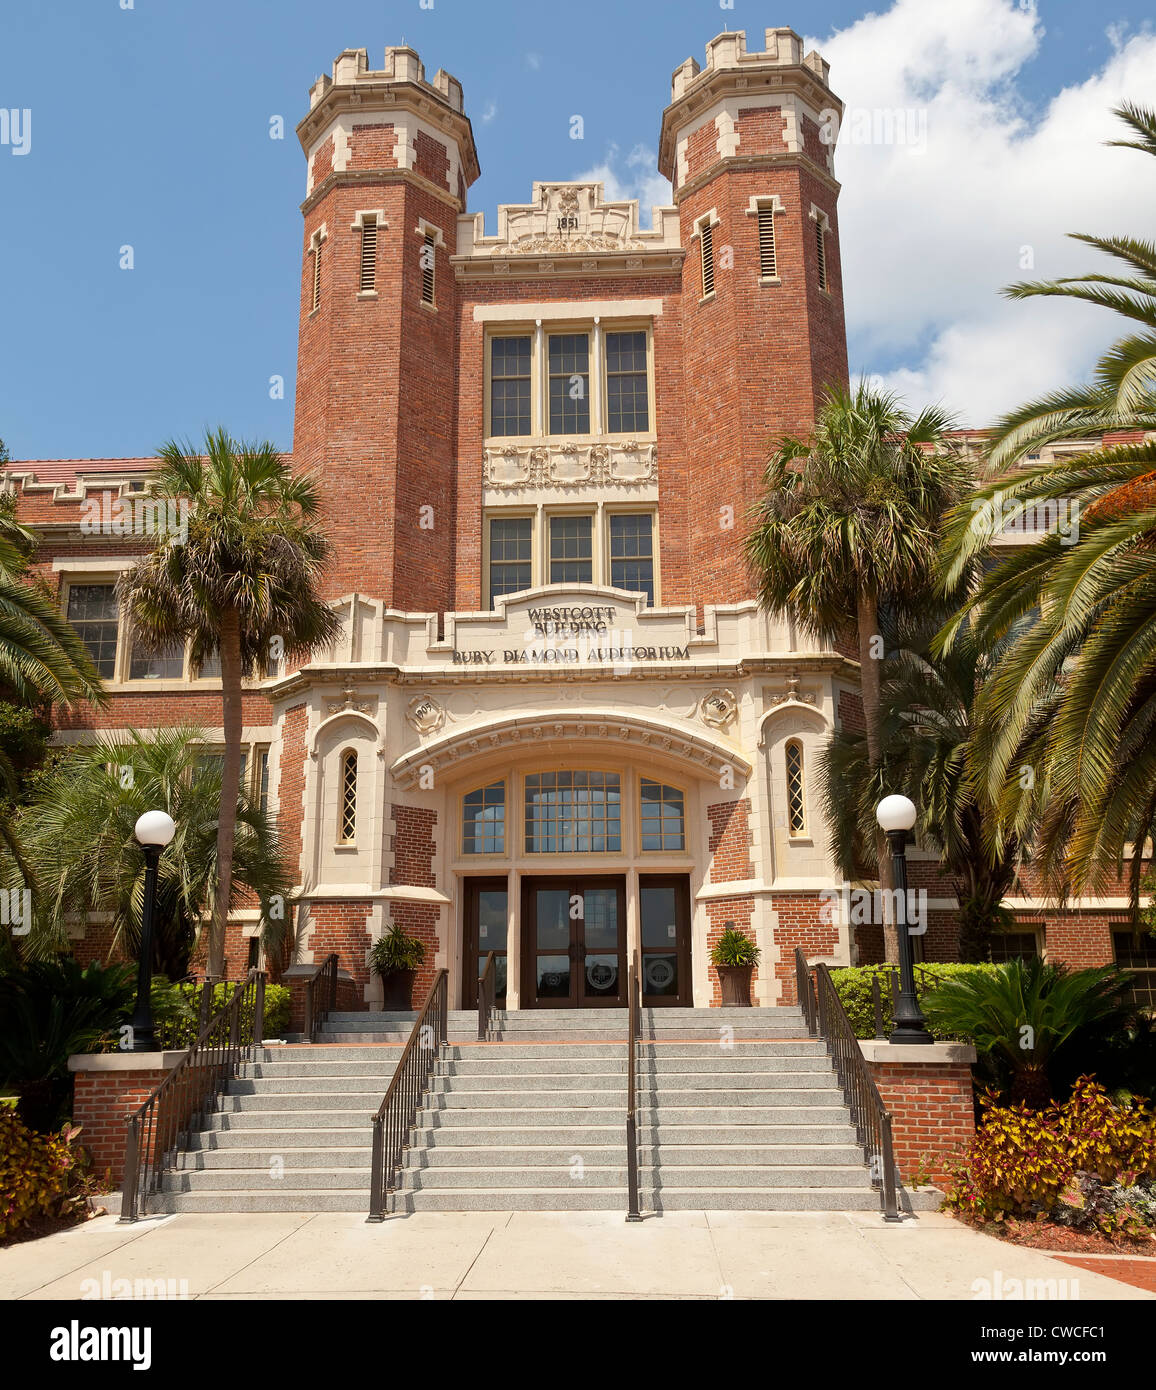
398,1164,870,1191
419,1103,851,1125
429,1089,845,1112
185,1147,372,1169
325,1008,805,1024
434,1072,840,1094
387,1188,884,1214
188,1126,370,1149
417,1120,859,1143
404,1142,869,1169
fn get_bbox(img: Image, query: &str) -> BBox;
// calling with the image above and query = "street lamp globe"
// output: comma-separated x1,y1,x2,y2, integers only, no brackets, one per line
135,810,175,848
876,795,917,834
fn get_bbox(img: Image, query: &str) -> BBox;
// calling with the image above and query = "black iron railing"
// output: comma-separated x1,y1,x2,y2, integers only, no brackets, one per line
795,949,899,1221
795,947,817,1033
864,963,936,1038
120,970,266,1223
305,952,339,1042
477,951,496,1041
625,949,642,1222
368,969,448,1222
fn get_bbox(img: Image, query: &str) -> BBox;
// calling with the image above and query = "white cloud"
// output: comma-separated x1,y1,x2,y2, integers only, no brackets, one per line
525,52,542,71
571,143,673,230
481,101,497,124
808,0,1156,425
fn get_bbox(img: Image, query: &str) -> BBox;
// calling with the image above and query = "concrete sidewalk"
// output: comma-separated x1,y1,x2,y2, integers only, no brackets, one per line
3,1208,1151,1300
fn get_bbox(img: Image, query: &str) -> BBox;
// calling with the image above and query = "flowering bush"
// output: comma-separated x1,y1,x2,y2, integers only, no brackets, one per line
945,1076,1156,1235
0,1110,95,1241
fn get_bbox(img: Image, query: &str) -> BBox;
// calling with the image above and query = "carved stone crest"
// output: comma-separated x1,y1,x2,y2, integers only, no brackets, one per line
700,688,738,730
406,694,445,735
328,682,373,716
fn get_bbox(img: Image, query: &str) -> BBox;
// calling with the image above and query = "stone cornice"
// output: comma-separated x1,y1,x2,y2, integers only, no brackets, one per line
452,248,684,282
302,166,462,218
672,151,840,207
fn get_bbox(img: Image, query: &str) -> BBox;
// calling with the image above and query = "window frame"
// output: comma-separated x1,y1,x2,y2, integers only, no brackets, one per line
546,330,592,436
337,748,358,847
605,508,656,603
461,780,507,857
638,777,687,853
601,325,653,436
785,738,807,838
63,577,124,682
523,768,624,856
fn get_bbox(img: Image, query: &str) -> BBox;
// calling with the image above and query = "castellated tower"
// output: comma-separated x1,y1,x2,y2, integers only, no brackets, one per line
293,47,479,605
658,28,849,603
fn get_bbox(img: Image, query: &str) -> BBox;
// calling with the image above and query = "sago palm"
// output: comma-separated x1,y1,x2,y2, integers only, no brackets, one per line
118,432,339,976
11,726,294,978
938,103,1156,906
745,380,970,957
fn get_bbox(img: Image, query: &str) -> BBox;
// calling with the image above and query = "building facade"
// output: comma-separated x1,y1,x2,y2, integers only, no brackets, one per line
6,29,1151,1010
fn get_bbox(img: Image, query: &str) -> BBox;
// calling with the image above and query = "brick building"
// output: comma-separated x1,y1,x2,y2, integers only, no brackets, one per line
5,29,1150,1011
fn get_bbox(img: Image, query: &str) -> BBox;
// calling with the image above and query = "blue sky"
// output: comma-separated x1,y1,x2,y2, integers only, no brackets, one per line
0,0,1153,460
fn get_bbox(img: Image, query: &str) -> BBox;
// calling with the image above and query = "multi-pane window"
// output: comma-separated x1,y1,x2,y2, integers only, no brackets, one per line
609,514,654,601
815,218,828,292
359,217,377,292
257,750,270,817
128,632,184,681
67,584,119,679
700,220,715,297
987,933,1040,963
640,780,685,852
489,517,533,603
548,334,590,434
786,741,806,835
463,781,505,855
605,331,649,433
1113,931,1156,1008
757,204,777,278
490,337,532,436
312,241,322,310
421,232,436,305
525,770,621,853
339,750,357,843
549,515,593,584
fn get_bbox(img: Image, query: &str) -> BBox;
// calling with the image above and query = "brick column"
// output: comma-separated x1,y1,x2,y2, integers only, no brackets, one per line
860,1041,977,1185
68,1052,189,1188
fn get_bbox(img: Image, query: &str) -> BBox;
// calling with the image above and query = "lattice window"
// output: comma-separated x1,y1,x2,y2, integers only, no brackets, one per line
786,741,806,835
421,231,436,305
815,218,828,292
312,240,323,310
757,204,777,278
359,217,377,291
700,220,715,297
339,750,357,843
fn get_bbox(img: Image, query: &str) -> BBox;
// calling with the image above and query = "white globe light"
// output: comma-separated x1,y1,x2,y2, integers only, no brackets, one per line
876,794,917,834
135,810,176,848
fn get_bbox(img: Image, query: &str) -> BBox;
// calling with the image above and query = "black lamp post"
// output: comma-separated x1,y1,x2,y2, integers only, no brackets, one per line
125,810,176,1053
876,794,932,1045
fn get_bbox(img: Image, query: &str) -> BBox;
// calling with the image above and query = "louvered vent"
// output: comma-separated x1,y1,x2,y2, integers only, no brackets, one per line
421,232,435,305
758,205,777,278
700,221,715,297
360,219,377,292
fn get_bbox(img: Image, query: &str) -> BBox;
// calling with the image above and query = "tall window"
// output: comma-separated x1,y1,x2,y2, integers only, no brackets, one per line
490,337,532,436
815,218,828,292
525,771,621,853
609,514,654,601
605,330,649,433
311,240,323,310
129,632,184,681
640,780,685,851
1114,931,1156,1007
359,217,378,292
489,516,533,602
421,231,436,305
257,750,270,816
548,333,590,434
785,740,806,835
339,750,357,844
699,220,715,297
463,781,505,854
757,204,777,278
549,515,593,584
67,583,119,679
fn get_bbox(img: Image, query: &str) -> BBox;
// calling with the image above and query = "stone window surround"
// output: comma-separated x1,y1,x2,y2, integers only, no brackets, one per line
690,208,720,303
745,194,784,285
351,210,388,298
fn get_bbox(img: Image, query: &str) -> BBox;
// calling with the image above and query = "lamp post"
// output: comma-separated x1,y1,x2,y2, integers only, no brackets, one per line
125,810,176,1053
876,794,932,1044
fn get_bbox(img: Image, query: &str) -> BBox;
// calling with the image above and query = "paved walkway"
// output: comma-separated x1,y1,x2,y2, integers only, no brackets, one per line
3,1209,1152,1300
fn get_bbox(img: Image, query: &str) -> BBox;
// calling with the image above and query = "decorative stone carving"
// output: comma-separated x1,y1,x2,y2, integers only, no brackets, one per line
483,439,657,492
766,674,817,706
700,688,738,730
328,682,373,716
406,694,445,735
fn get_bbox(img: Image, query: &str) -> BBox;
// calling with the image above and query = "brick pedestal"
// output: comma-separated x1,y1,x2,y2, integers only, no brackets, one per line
860,1041,977,1186
283,963,357,1035
69,1052,188,1188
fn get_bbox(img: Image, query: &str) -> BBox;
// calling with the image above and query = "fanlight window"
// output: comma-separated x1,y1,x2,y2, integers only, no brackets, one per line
339,750,357,844
640,780,685,851
785,740,806,835
463,781,506,855
525,771,621,853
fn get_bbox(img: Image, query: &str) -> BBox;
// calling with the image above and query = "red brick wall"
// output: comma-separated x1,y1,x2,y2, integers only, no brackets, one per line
706,799,753,881
774,893,838,1003
277,702,308,878
347,123,396,169
306,901,372,1008
388,804,442,1002
867,1059,976,1185
705,896,758,1006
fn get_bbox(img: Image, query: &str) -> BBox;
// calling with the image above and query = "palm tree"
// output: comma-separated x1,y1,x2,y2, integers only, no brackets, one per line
921,956,1136,1107
11,726,294,977
938,103,1156,908
118,432,339,977
821,625,1031,961
744,381,970,957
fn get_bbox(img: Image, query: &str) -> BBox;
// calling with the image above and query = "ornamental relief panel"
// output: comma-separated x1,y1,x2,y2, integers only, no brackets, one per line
483,439,657,492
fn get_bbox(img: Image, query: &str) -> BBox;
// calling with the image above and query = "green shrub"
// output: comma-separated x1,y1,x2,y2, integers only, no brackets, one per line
830,963,999,1040
370,925,425,975
710,927,760,967
0,1112,95,1242
151,977,291,1048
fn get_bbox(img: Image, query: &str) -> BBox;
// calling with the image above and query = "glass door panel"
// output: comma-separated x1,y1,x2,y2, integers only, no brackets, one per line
534,887,575,1005
640,876,690,1007
463,879,508,1009
579,885,622,1003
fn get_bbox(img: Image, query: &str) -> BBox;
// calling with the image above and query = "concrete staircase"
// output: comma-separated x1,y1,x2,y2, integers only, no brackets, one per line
155,1007,901,1215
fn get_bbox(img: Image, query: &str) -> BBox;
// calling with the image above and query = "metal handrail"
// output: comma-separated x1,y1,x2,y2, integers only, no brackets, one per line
305,952,338,1042
795,949,899,1222
368,969,448,1222
795,946,817,1033
120,969,266,1223
477,951,496,1041
625,949,642,1222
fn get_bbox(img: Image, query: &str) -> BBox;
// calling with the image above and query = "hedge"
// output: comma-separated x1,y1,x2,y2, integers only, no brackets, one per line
830,963,1001,1041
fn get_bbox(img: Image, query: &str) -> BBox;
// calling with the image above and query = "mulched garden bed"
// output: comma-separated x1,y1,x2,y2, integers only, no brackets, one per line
981,1216,1156,1257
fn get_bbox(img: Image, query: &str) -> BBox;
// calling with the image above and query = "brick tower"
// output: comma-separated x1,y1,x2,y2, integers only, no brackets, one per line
293,47,480,605
658,28,850,603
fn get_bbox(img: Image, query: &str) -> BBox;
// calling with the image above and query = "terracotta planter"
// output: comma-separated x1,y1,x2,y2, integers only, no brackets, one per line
716,964,754,1007
380,969,417,1010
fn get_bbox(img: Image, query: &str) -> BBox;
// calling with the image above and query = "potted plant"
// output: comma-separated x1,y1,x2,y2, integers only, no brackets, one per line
369,924,426,1010
710,923,760,1007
